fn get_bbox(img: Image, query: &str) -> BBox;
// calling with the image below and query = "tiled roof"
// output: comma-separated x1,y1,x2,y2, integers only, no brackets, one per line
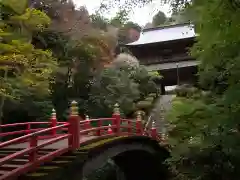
126,23,196,46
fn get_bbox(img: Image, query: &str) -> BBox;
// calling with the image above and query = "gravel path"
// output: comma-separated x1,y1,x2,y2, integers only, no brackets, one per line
146,95,176,134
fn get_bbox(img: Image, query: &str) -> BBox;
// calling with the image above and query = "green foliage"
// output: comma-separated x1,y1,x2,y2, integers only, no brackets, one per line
136,100,152,111
148,93,157,98
174,84,198,98
0,0,28,14
159,1,240,179
90,13,109,31
88,67,140,117
190,0,240,93
152,11,167,27
0,3,57,121
0,10,56,87
132,67,159,98
145,96,154,102
166,93,240,180
110,9,130,27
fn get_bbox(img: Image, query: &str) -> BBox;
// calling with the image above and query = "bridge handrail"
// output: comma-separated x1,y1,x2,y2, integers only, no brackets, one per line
0,120,69,139
0,123,72,180
0,134,70,166
0,123,69,149
0,122,51,128
0,102,161,180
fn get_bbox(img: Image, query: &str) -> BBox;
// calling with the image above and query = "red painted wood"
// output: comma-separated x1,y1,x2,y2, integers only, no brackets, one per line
128,120,132,134
0,114,161,180
68,114,80,150
0,124,68,148
0,122,50,128
115,114,121,136
84,119,91,130
0,148,70,180
136,120,143,135
51,116,57,136
27,123,31,135
0,135,70,166
96,119,102,136
151,128,157,140
29,136,38,162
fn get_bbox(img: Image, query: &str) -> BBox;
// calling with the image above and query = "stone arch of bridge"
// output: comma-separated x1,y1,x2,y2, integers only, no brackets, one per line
80,136,170,180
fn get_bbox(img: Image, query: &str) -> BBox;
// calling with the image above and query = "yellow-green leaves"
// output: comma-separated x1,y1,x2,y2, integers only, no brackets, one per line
0,0,28,14
10,8,51,31
0,4,57,99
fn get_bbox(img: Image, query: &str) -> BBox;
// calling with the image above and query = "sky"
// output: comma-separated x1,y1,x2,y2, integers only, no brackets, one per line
72,0,171,26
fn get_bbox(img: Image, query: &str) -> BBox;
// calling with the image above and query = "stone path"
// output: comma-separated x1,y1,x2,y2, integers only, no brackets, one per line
145,94,176,134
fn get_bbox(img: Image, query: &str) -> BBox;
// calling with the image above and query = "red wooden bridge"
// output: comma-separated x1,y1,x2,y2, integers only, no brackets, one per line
0,101,164,180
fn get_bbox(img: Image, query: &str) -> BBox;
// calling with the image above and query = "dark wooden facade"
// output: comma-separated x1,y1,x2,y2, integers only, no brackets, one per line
126,37,195,66
125,35,198,91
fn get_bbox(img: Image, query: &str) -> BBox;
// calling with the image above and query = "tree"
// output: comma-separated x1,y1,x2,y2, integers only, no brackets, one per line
118,21,141,44
152,11,167,27
110,9,130,27
31,0,92,39
88,67,140,117
0,1,57,123
90,13,109,31
164,0,240,179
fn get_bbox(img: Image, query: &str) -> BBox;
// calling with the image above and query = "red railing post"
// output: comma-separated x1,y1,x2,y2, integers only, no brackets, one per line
68,100,80,150
84,115,91,131
150,120,157,139
107,124,113,134
26,123,31,135
29,136,38,162
128,120,132,135
96,119,102,136
51,108,57,136
113,103,121,136
136,111,143,135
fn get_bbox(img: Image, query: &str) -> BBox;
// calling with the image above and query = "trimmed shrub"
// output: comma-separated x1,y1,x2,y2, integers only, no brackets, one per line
175,84,198,97
136,100,152,110
148,93,157,98
144,96,154,102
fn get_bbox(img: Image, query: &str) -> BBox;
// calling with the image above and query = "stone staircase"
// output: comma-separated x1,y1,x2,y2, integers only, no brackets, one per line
146,95,176,135
0,148,89,180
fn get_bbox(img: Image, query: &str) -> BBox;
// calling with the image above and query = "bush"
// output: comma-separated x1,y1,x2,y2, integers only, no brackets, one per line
175,84,198,97
136,100,153,111
144,96,154,102
88,68,140,117
148,93,157,98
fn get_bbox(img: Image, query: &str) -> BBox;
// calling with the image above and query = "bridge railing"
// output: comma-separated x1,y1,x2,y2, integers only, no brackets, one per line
0,100,162,180
0,109,67,140
0,122,51,138
0,123,73,179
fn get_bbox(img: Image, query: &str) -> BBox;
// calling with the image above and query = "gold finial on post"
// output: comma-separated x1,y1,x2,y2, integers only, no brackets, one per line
85,115,89,120
136,111,142,121
151,120,156,129
70,100,78,116
52,108,56,118
113,103,120,115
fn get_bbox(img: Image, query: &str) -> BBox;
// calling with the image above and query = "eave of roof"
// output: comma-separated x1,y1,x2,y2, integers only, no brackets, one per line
145,60,199,71
126,23,196,46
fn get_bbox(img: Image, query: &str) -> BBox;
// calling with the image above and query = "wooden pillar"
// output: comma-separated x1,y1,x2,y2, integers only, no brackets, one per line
51,108,57,136
112,103,121,135
136,111,143,135
68,100,80,150
150,120,157,139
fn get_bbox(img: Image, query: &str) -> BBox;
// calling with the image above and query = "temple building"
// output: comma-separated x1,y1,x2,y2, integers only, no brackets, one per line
124,23,198,94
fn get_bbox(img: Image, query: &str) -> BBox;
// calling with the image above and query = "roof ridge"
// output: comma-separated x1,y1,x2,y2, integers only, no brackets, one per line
142,22,192,33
